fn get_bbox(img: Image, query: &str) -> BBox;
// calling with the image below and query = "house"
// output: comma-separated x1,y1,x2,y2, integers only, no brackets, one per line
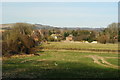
84,41,89,43
31,34,39,41
31,30,40,41
51,34,62,40
0,29,5,33
91,41,98,43
66,35,74,41
33,36,39,41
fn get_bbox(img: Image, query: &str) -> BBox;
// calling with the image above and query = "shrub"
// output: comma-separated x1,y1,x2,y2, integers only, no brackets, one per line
47,36,55,41
2,23,38,56
97,35,109,44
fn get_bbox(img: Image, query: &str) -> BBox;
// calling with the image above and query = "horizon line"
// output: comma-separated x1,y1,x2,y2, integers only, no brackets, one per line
0,22,112,28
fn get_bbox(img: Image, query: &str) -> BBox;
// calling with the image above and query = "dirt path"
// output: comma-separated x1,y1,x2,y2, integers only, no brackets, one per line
87,55,119,69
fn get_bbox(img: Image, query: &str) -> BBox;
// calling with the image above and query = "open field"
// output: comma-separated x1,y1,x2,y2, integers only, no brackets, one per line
42,42,118,50
41,42,119,53
2,42,119,78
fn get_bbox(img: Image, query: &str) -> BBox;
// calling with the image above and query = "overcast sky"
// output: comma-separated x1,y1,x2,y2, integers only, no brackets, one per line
1,2,118,28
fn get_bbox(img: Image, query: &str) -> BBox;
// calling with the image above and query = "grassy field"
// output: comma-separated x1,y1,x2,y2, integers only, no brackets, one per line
2,42,119,79
42,42,118,50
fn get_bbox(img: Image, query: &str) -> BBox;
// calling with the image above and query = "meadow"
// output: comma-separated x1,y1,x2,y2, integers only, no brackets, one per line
2,42,119,79
42,42,118,50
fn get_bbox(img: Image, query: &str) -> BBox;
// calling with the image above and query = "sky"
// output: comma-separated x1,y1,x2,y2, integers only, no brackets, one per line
0,2,118,28
1,0,119,2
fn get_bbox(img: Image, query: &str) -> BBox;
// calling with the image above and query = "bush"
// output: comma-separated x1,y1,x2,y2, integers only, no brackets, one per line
2,23,38,56
97,35,109,44
47,36,55,41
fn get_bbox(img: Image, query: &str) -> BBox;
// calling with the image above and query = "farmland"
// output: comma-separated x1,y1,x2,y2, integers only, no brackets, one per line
2,42,119,78
42,42,118,50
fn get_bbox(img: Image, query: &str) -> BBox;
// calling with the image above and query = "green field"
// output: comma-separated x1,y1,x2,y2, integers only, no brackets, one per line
2,42,119,78
42,42,118,50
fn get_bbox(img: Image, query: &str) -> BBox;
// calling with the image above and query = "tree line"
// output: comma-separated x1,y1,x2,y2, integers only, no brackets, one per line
2,23,119,56
41,23,118,44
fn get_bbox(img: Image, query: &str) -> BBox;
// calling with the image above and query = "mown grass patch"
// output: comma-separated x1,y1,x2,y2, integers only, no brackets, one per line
3,50,119,78
105,58,119,66
42,42,118,50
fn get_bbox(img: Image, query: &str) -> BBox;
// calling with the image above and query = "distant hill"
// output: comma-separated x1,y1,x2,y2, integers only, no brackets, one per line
0,23,15,30
34,24,59,29
61,27,104,32
0,23,59,30
0,23,104,31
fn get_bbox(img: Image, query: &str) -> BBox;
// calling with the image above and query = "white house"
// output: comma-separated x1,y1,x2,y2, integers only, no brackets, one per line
85,41,89,43
51,34,62,40
91,41,98,43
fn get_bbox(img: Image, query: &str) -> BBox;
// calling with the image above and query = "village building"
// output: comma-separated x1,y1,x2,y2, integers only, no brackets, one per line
51,34,62,40
0,29,5,33
33,35,39,41
66,35,74,41
31,30,41,42
84,41,89,43
91,41,98,43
